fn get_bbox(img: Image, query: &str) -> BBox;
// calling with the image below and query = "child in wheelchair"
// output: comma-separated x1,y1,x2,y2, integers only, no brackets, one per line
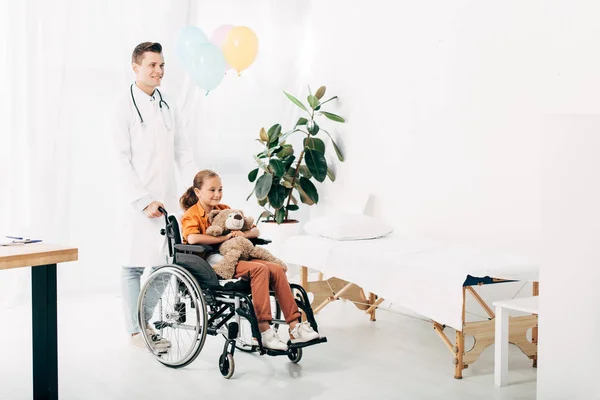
179,170,320,351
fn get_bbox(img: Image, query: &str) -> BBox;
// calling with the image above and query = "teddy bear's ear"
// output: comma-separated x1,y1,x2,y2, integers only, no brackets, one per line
208,209,221,224
242,216,255,231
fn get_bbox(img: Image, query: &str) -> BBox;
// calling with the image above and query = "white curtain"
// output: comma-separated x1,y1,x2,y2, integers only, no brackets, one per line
0,0,309,305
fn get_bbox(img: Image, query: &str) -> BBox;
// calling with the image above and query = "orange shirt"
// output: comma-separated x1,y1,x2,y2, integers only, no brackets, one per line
181,203,230,243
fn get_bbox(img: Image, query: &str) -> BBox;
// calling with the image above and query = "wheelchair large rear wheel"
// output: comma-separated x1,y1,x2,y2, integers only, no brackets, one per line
138,265,208,368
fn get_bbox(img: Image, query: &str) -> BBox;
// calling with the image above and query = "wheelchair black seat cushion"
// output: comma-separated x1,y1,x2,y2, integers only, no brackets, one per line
218,279,251,293
175,253,221,288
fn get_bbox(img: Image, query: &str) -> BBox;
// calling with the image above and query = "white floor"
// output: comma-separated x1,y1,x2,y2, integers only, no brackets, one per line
0,292,536,400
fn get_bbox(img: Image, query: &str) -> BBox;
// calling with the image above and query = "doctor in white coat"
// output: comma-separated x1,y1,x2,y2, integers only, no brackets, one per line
111,42,198,349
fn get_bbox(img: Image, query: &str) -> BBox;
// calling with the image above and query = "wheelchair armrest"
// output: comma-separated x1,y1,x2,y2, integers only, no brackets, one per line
250,237,272,246
174,244,213,254
174,238,270,254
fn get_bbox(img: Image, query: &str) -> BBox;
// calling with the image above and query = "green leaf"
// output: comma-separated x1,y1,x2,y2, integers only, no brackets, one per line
275,208,285,224
318,96,338,107
281,128,302,143
327,167,336,182
307,120,320,135
258,197,268,207
283,90,308,112
315,86,326,100
269,159,285,177
287,204,299,211
282,154,296,170
299,177,319,204
307,95,319,110
248,168,259,182
257,210,272,222
298,165,312,179
304,149,328,182
267,124,282,143
255,173,273,200
281,180,293,189
320,111,345,123
295,117,308,127
268,183,287,208
283,168,296,182
304,137,325,153
277,145,294,159
321,129,345,162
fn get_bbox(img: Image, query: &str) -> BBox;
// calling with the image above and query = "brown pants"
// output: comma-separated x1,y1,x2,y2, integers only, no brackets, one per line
234,259,301,324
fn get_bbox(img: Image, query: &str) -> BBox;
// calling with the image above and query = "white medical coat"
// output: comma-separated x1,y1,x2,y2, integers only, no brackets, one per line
111,83,197,267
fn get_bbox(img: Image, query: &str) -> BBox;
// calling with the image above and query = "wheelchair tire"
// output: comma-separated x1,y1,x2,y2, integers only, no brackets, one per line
219,353,235,379
288,347,302,364
138,265,208,369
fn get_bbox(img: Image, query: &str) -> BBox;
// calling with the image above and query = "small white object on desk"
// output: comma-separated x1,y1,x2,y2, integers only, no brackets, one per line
493,296,539,387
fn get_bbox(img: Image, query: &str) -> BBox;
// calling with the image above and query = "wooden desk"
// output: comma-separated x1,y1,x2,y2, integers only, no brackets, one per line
0,244,78,400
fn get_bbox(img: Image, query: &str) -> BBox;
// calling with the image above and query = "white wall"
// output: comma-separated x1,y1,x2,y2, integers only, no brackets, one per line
536,4,600,398
300,0,542,257
538,117,600,399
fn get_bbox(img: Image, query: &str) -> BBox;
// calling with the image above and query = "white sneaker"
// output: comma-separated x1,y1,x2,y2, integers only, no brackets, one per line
145,324,171,349
261,328,288,351
289,322,320,344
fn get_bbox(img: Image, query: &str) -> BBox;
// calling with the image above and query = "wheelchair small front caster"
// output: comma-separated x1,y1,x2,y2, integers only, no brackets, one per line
219,353,235,379
288,347,302,364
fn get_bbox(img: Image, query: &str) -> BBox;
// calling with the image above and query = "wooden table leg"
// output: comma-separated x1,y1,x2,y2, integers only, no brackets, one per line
454,287,466,379
32,264,58,400
368,293,377,321
300,266,308,321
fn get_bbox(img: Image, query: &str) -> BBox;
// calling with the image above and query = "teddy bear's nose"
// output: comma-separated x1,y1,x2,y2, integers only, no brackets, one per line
234,214,243,220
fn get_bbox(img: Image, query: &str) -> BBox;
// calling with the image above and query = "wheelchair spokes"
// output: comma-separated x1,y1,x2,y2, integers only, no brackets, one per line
138,266,207,368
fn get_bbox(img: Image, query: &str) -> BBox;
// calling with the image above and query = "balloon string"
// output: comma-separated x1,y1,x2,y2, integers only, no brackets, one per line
205,90,210,96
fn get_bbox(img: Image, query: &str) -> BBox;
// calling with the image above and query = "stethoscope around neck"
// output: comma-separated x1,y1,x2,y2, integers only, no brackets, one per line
130,83,173,130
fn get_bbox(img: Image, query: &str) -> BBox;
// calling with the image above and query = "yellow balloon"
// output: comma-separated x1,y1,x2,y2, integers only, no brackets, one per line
222,26,258,75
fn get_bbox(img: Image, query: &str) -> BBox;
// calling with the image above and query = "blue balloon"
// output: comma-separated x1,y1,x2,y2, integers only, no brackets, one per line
176,26,208,69
187,43,226,93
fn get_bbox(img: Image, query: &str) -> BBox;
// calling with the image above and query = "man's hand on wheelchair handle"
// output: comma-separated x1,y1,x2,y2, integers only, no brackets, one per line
144,201,165,218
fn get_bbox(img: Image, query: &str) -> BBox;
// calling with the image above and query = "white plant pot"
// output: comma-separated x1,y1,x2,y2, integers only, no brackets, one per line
257,220,301,260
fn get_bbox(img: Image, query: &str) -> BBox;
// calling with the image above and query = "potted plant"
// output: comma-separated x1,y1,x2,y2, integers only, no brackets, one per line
246,85,345,254
247,85,345,223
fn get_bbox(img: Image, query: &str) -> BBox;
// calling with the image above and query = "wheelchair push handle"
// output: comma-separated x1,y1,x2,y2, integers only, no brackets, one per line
158,206,169,225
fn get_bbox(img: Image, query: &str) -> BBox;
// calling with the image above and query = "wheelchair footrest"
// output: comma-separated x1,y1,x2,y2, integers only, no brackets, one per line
287,336,328,349
264,349,289,357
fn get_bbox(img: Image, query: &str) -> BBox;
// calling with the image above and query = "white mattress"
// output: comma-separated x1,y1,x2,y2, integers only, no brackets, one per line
283,234,539,330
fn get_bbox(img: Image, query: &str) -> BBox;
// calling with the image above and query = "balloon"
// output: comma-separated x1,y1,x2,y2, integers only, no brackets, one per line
187,43,226,94
210,24,235,71
176,26,208,69
210,24,234,47
222,26,258,75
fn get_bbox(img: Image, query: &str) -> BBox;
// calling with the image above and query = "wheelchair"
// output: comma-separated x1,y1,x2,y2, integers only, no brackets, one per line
136,207,327,378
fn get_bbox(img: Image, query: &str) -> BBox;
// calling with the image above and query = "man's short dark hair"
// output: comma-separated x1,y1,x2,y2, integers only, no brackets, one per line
132,42,162,65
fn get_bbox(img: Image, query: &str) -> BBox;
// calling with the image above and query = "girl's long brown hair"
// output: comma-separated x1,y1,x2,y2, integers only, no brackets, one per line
180,169,220,211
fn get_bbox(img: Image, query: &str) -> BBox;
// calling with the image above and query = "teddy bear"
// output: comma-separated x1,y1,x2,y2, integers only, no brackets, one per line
205,208,287,280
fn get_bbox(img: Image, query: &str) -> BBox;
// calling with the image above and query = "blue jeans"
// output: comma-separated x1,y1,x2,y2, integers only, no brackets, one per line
121,266,166,334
